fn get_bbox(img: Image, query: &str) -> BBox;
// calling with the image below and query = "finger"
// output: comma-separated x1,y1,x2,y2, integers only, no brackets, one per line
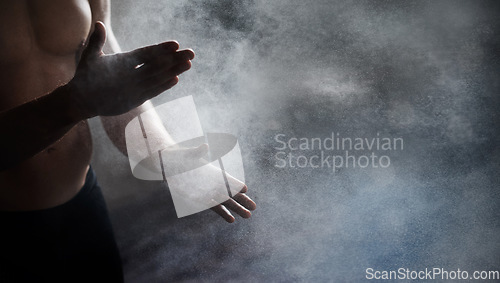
127,41,180,64
129,48,193,86
137,60,191,92
222,198,252,218
138,63,185,92
139,58,193,82
81,22,107,61
117,43,190,73
233,193,256,211
211,205,235,223
177,48,195,60
169,60,192,75
130,41,180,58
165,41,181,52
239,185,248,194
133,55,191,87
137,48,194,71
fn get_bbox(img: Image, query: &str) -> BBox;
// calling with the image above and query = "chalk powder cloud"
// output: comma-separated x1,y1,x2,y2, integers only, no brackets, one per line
86,0,500,281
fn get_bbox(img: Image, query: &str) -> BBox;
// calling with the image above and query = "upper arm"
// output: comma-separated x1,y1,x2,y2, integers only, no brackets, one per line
88,0,121,53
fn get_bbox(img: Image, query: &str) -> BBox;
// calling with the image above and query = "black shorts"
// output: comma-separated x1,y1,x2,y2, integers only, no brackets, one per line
0,167,123,283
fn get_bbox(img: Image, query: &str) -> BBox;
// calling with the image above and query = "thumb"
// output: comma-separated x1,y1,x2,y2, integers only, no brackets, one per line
81,21,107,61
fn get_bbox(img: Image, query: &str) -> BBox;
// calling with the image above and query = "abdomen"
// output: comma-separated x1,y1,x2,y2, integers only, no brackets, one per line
0,121,93,211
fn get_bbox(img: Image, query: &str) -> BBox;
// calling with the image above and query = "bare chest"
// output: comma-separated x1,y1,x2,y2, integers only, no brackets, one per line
0,0,92,109
0,0,92,63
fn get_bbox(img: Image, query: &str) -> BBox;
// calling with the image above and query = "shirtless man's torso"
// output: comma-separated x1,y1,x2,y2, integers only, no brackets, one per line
0,1,255,279
0,0,96,210
0,2,197,280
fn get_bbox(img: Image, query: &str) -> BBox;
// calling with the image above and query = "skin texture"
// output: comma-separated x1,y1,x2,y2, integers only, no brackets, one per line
0,0,255,222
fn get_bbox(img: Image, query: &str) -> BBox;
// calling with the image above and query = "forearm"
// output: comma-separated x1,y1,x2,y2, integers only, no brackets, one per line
100,102,152,155
0,84,85,171
101,101,176,156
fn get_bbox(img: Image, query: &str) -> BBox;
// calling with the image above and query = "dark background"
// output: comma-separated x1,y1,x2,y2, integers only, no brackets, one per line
89,1,500,282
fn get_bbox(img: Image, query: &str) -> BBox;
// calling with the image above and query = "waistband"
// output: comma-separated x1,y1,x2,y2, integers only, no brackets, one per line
0,166,98,215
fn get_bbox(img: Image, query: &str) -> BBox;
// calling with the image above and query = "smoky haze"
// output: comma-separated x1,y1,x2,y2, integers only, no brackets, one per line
88,0,500,281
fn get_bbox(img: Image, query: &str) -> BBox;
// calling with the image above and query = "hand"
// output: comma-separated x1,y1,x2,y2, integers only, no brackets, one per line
69,21,194,118
211,184,256,223
162,144,256,223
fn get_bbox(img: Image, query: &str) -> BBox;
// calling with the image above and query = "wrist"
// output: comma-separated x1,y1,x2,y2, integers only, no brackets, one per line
61,81,94,120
